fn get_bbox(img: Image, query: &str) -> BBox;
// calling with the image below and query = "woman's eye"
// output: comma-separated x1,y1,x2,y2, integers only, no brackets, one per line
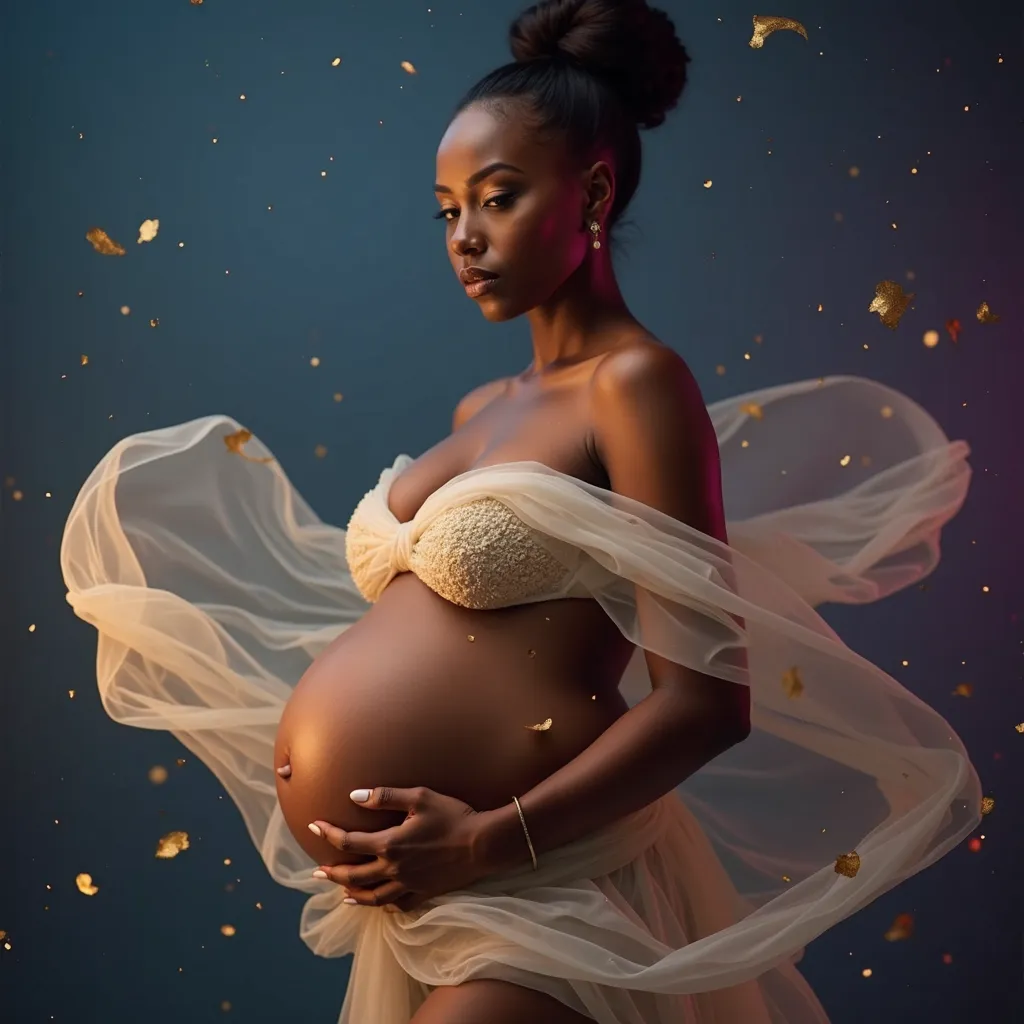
432,193,515,222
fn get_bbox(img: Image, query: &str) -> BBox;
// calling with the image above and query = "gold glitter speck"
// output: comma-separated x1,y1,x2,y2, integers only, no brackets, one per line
220,924,236,937
223,428,274,464
981,797,994,815
76,873,100,895
834,852,861,878
748,15,808,49
148,765,169,785
400,61,417,74
952,682,973,697
869,281,914,329
155,831,191,859
781,667,804,699
976,301,1000,324
85,228,126,256
525,718,553,731
740,402,763,420
314,444,328,459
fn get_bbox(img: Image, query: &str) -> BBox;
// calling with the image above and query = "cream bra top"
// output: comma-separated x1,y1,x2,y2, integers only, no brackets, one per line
344,462,588,610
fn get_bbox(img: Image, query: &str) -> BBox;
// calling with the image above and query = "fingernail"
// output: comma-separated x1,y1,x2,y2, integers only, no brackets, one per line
343,898,357,904
312,869,328,879
276,765,291,777
308,823,322,837
350,789,371,803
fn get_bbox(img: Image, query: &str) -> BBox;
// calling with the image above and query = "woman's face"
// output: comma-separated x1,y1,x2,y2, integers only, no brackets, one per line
434,102,592,322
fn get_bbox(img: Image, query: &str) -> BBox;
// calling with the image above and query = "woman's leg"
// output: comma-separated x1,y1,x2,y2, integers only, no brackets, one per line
410,978,593,1024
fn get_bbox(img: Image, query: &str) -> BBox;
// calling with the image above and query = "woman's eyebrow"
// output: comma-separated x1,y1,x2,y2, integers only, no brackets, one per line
434,161,526,194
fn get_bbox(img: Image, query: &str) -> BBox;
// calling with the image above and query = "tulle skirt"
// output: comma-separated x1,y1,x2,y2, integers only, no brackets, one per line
59,375,980,1023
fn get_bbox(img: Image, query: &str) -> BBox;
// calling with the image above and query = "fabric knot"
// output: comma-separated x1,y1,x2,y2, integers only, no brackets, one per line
390,520,417,574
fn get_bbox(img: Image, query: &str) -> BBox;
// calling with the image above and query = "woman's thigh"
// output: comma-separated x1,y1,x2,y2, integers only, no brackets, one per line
410,978,593,1024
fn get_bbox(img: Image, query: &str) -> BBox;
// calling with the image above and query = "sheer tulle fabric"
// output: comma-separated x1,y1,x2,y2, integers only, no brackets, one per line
60,375,980,1024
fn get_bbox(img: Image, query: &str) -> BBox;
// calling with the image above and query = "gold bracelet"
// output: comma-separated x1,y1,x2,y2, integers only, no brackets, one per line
512,795,538,871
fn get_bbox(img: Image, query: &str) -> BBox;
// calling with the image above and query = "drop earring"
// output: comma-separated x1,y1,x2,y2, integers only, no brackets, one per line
589,220,602,250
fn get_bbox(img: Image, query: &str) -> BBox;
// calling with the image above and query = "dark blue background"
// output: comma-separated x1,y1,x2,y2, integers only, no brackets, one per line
2,1,1021,1021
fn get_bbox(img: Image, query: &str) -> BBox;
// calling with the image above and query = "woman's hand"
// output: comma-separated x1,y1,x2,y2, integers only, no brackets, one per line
308,786,492,913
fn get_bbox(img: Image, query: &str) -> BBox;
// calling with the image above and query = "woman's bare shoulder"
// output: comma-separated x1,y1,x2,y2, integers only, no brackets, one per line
451,376,512,432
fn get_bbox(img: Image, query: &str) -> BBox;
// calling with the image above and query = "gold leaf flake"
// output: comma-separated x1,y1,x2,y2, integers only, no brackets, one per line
1015,723,1024,733
220,924,236,937
80,354,89,365
834,851,861,878
148,765,169,785
149,318,160,328
976,301,1000,324
137,219,159,244
980,796,994,815
75,873,100,895
223,428,273,464
781,666,804,699
155,831,191,859
525,718,553,731
331,57,342,67
952,682,973,697
868,280,914,330
749,15,809,49
191,0,203,5
884,912,914,941
740,402,764,420
923,330,940,348
333,392,343,402
400,61,417,74
85,227,126,256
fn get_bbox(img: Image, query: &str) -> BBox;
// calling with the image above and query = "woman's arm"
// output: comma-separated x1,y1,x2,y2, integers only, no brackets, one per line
473,343,751,874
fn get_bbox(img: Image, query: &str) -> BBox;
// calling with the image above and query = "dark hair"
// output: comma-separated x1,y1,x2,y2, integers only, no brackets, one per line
451,0,690,253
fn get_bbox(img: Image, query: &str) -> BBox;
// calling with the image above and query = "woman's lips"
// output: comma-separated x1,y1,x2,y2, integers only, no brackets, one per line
464,277,498,298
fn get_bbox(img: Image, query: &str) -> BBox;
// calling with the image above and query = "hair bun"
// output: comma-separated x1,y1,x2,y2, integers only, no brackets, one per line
509,0,690,129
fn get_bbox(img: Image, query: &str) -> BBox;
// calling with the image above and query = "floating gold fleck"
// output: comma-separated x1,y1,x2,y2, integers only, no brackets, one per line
945,318,961,343
715,364,726,375
952,682,973,697
400,61,417,74
191,0,203,5
85,227,126,256
220,924,236,937
1015,723,1024,733
137,219,159,244
331,57,342,67
976,301,1000,324
310,356,320,367
80,354,89,365
120,306,131,316
923,330,939,348
149,318,160,328
781,666,804,699
148,765,169,785
834,851,861,878
880,405,893,418
333,392,343,402
223,428,273,464
155,830,191,859
740,402,763,420
748,15,809,49
703,179,712,188
314,444,328,459
869,281,914,330
176,757,186,767
525,718,553,732
884,912,914,941
981,796,994,815
75,873,100,895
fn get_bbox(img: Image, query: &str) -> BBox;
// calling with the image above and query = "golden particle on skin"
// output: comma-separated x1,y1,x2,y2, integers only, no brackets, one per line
748,15,809,49
834,852,861,878
880,406,893,418
781,667,804,699
525,718,553,732
467,634,475,642
155,831,191,859
868,280,914,330
85,227,126,256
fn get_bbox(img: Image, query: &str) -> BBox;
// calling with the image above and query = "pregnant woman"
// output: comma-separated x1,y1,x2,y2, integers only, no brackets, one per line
60,2,981,1022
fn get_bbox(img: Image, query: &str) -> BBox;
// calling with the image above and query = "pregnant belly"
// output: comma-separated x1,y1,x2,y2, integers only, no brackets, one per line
273,574,631,868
